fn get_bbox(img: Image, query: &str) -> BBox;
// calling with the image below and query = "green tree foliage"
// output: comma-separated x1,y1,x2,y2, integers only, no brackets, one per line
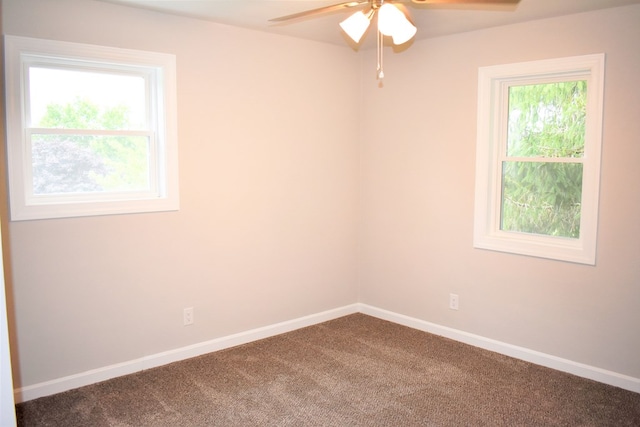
32,136,108,194
34,98,149,195
501,81,587,238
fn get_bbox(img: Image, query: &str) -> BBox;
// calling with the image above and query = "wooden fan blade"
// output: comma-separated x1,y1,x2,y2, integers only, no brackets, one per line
411,0,519,3
269,1,369,22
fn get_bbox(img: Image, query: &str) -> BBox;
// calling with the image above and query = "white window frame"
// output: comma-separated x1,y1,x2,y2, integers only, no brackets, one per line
4,35,179,221
474,54,605,265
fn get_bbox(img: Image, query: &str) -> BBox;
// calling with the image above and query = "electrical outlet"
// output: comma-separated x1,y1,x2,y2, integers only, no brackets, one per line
183,307,194,326
449,293,459,310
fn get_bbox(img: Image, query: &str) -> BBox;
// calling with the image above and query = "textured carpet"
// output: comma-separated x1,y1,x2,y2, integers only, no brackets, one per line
16,314,640,426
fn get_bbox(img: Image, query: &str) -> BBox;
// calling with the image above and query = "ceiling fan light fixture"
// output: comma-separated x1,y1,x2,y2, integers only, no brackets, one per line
270,0,522,81
339,10,372,43
377,3,417,45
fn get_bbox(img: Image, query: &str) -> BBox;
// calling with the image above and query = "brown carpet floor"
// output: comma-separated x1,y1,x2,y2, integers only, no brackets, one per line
16,313,640,426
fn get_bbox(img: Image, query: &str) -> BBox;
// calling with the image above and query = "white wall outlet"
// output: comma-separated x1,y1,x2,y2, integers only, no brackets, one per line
449,293,459,310
183,307,194,326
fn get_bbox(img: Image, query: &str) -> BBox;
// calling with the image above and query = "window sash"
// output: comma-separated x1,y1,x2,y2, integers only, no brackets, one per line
24,129,159,204
24,61,154,132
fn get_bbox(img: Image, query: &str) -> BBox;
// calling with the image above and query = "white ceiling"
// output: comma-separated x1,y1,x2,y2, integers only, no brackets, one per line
95,0,640,48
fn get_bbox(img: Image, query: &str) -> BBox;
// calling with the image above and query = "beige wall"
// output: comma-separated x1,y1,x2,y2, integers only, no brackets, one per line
3,0,639,393
3,0,360,388
359,5,640,378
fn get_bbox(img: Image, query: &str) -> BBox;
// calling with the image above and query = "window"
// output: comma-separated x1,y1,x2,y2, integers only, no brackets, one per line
4,36,178,220
474,54,605,265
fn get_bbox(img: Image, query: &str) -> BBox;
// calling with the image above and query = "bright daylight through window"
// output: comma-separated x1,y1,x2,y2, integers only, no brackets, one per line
474,54,605,265
4,36,178,221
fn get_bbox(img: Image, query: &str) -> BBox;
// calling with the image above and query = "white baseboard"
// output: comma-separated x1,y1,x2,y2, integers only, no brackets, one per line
15,302,639,402
358,303,640,394
14,304,359,403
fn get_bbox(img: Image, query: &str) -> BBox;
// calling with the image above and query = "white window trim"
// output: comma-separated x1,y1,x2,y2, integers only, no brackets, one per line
473,54,605,265
4,35,179,221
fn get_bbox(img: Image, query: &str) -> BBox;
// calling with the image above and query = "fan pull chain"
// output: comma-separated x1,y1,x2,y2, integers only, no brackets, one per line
377,29,384,80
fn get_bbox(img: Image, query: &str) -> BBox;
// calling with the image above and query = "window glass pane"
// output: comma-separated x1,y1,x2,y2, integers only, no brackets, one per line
29,67,147,130
507,81,587,158
501,161,583,238
32,134,150,195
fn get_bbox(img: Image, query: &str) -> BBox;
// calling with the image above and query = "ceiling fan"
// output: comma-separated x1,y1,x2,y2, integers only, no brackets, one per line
270,0,520,80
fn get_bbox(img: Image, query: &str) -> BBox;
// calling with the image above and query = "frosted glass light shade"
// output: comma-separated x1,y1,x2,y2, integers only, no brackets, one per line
390,21,417,45
377,3,417,45
339,11,372,43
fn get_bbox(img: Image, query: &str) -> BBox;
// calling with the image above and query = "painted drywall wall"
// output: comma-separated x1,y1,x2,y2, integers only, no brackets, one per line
359,5,640,379
2,0,360,389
